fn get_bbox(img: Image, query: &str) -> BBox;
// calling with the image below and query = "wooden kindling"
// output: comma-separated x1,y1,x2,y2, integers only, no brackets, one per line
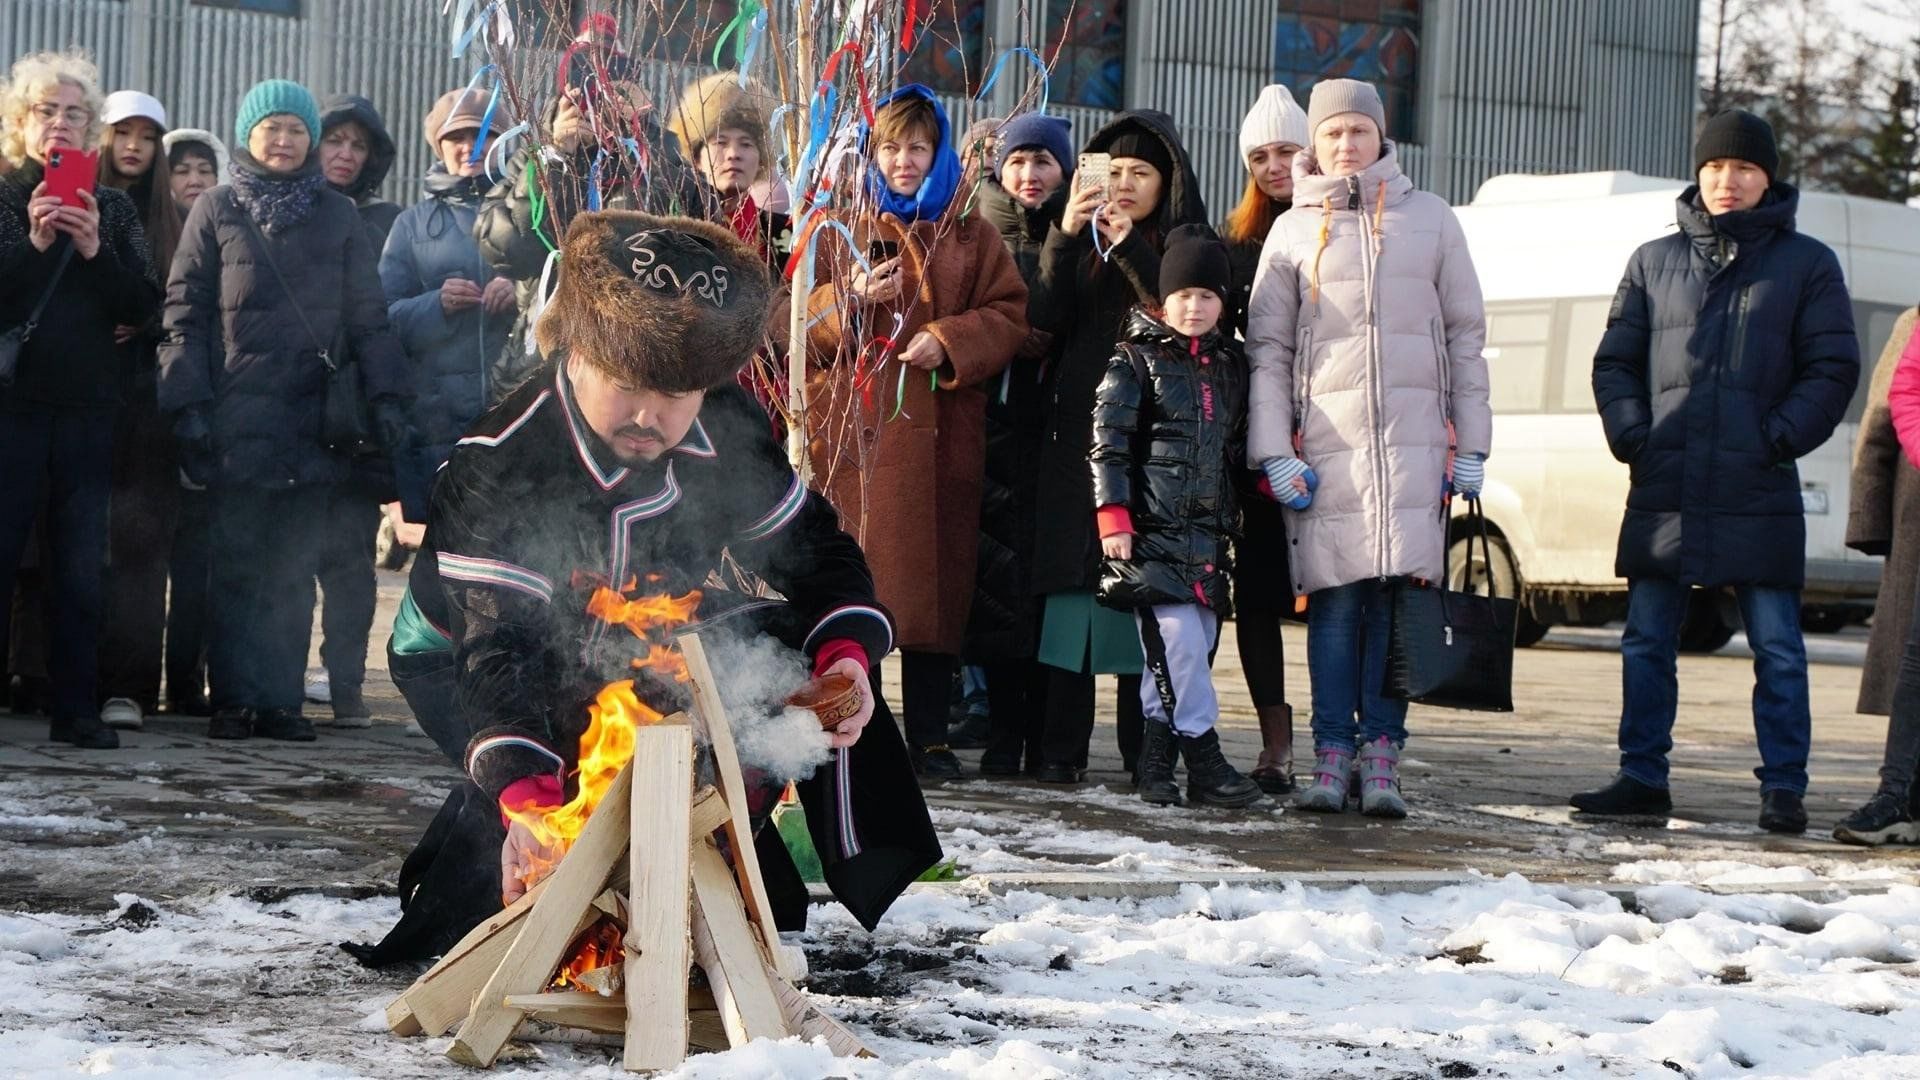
383,636,874,1071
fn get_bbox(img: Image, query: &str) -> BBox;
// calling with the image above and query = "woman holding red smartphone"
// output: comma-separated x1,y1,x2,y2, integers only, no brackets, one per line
0,49,160,750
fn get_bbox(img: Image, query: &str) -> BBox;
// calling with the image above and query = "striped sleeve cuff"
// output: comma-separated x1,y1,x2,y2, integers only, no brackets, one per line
465,728,566,801
438,552,555,604
735,473,809,544
802,604,894,662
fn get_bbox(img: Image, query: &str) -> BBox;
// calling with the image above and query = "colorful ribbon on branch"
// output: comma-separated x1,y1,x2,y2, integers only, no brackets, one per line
976,46,1050,114
446,0,511,59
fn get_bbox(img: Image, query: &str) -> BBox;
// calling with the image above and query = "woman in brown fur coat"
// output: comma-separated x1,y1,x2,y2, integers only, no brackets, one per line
801,85,1028,780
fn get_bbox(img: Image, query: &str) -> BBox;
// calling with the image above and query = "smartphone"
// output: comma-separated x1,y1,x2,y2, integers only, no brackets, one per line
868,239,900,264
1076,152,1112,200
43,147,98,207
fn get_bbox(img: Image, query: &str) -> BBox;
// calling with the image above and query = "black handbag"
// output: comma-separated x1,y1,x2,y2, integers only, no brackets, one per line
1382,498,1517,712
240,214,375,455
0,242,77,388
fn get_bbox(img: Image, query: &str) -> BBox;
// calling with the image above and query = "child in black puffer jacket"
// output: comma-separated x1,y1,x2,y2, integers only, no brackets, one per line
1090,224,1263,809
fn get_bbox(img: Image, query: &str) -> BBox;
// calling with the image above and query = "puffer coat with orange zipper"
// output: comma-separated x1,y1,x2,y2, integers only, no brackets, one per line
1244,145,1490,596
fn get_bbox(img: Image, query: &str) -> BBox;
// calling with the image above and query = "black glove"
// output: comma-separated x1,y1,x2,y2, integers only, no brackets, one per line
173,407,214,490
371,396,416,456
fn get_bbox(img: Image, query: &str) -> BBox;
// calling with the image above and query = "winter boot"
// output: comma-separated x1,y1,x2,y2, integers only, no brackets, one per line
325,685,372,729
1178,729,1263,808
1357,736,1408,819
207,707,253,740
1758,789,1808,835
1248,704,1296,795
1832,790,1918,847
1135,718,1182,806
1294,746,1353,813
101,697,145,731
254,707,317,742
50,714,120,749
1570,774,1672,816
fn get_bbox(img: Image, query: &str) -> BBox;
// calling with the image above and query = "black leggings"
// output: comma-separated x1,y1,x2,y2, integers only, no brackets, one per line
900,649,958,749
1043,667,1143,768
1234,610,1289,708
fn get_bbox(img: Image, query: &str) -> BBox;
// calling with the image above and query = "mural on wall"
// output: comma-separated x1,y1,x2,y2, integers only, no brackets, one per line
1273,0,1421,141
1045,0,1126,110
897,0,989,96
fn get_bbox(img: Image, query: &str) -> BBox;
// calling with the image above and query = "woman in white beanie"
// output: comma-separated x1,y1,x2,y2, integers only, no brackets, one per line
93,89,183,733
1245,78,1491,820
1222,83,1308,796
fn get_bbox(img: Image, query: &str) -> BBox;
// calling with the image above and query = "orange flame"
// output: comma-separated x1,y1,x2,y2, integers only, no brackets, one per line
502,586,703,856
552,916,624,991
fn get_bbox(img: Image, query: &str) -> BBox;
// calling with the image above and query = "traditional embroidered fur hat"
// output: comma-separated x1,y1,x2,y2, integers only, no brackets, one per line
536,211,772,394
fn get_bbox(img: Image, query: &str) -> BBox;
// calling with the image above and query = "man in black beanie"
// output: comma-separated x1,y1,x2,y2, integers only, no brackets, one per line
1574,109,1860,833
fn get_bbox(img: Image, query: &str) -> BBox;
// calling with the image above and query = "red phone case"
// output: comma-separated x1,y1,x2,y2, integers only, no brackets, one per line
43,148,98,206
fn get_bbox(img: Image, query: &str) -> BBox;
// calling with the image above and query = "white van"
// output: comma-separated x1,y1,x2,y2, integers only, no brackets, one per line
1450,171,1914,650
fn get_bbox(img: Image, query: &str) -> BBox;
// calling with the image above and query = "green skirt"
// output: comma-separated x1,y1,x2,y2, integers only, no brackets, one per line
1037,591,1144,676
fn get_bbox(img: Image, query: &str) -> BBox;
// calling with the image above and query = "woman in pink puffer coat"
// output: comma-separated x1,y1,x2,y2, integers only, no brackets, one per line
1245,79,1491,819
1834,327,1920,845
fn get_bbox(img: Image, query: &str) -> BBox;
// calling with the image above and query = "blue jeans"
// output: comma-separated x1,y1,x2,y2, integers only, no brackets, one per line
1619,577,1811,794
1307,579,1407,753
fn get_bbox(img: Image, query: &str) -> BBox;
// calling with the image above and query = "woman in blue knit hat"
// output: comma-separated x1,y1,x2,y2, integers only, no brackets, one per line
156,78,411,744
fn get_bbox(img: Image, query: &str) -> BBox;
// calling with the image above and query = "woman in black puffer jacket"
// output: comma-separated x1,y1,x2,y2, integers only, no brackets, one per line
964,114,1073,776
1027,110,1209,783
157,79,408,744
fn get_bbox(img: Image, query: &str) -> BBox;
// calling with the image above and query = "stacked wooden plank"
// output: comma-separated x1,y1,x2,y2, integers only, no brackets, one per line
384,632,875,1071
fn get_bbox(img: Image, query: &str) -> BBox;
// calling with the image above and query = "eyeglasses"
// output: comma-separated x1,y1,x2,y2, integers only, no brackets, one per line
29,103,93,127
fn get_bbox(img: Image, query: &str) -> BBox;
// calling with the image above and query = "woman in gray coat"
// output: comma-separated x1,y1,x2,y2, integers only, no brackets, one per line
1245,80,1491,819
379,88,516,520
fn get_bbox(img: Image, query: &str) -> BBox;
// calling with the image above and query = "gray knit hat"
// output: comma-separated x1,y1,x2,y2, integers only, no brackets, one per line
1306,79,1386,142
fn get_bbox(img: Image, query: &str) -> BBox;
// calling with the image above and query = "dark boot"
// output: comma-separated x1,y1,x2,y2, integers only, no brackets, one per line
1758,789,1808,835
208,707,253,740
911,744,963,781
254,707,316,742
1569,774,1672,816
1178,729,1263,808
1247,704,1296,795
1136,718,1181,805
50,715,120,750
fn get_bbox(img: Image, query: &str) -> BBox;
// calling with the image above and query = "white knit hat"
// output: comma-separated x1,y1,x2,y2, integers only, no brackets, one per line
1238,84,1308,164
102,90,169,131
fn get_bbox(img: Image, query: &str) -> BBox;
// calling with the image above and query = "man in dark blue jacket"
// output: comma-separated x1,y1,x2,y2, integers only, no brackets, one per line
1575,111,1860,832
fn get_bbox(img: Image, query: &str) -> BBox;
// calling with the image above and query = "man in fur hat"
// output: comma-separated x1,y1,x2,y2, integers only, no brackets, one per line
351,211,940,966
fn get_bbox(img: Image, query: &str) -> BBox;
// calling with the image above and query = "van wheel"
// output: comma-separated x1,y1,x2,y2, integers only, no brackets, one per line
1800,607,1849,635
1678,590,1736,653
1447,532,1550,648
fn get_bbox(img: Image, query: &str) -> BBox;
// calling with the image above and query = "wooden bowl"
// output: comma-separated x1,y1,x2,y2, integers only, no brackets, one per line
785,673,861,729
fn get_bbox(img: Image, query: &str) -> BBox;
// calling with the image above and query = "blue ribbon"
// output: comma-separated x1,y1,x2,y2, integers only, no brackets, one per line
456,65,503,165
587,149,606,212
975,46,1050,114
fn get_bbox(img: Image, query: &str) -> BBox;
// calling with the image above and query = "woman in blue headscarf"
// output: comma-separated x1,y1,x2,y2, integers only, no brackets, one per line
800,84,1031,781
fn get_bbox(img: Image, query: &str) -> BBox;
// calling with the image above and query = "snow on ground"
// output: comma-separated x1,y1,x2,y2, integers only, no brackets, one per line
3,869,1918,1077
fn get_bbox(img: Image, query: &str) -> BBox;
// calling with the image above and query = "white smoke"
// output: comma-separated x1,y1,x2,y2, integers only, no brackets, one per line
696,630,833,784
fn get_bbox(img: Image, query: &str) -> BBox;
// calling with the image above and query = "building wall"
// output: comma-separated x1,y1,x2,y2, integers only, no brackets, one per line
3,0,466,200
1417,0,1698,202
4,0,1698,213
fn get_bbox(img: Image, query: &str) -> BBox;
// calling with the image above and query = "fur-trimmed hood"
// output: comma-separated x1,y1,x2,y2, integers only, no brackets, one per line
536,211,772,394
162,127,230,185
